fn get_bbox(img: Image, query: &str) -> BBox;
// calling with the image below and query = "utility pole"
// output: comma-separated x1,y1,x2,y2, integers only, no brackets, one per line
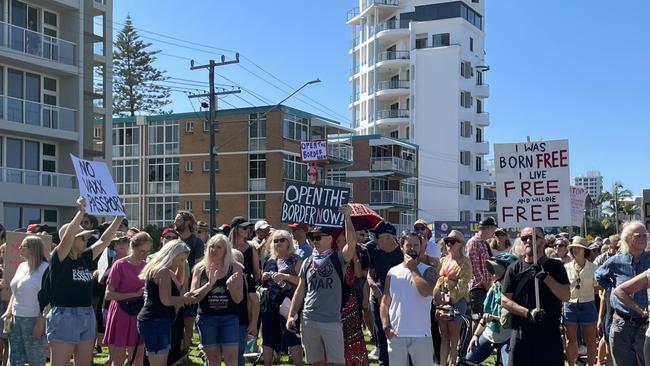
189,54,240,232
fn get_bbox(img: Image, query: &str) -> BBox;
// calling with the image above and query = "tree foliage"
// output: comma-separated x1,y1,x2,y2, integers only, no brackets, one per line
112,16,171,116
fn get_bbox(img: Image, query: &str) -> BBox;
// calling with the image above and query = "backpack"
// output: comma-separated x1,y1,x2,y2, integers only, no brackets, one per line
304,253,352,310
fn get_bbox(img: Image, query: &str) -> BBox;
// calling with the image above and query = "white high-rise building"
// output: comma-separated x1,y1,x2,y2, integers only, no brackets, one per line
0,0,113,230
347,0,490,223
573,171,603,200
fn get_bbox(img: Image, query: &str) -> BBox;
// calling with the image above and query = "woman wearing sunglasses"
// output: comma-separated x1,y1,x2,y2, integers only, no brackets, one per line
563,236,599,366
433,230,472,366
260,230,303,366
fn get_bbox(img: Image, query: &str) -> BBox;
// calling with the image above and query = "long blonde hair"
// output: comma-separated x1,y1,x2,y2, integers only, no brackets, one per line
22,235,48,273
268,230,295,259
194,234,239,274
139,239,189,282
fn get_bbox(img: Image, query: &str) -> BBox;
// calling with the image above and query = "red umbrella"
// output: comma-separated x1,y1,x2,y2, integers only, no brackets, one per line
348,203,383,231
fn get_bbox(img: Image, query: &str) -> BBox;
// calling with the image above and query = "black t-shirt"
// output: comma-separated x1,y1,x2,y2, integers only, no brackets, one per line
183,234,205,270
50,247,97,307
368,243,403,289
502,257,569,329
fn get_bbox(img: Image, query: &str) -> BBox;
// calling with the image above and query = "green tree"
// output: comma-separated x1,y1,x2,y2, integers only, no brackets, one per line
112,16,171,116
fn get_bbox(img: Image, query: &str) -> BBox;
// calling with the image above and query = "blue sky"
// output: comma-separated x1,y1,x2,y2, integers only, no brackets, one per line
113,1,649,196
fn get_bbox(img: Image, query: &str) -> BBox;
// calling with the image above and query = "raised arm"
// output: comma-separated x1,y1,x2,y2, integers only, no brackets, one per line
340,205,357,263
158,269,192,307
57,196,86,262
91,215,125,260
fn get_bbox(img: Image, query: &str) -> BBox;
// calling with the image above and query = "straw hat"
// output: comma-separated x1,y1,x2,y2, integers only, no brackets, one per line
568,236,590,250
441,229,465,245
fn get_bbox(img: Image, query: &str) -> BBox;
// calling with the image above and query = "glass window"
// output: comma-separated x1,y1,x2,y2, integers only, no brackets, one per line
283,114,308,141
432,33,450,48
6,138,22,168
8,69,23,98
22,207,40,226
24,140,38,170
148,196,178,228
3,205,20,230
147,157,178,194
43,11,57,27
148,120,178,155
249,154,266,179
25,73,39,102
44,77,56,92
282,154,307,181
249,194,265,220
43,209,57,223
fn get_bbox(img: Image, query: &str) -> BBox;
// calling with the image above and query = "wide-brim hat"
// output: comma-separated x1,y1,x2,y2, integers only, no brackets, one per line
230,216,253,228
568,236,590,250
479,217,497,228
442,229,465,245
58,223,94,241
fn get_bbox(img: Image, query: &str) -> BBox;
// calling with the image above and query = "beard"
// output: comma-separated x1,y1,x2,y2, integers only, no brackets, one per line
406,249,419,260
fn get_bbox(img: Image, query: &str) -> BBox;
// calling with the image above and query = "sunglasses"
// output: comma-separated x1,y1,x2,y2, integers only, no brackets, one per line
575,277,581,290
164,235,178,240
444,239,459,246
273,238,289,244
520,234,544,242
414,226,427,231
310,234,330,242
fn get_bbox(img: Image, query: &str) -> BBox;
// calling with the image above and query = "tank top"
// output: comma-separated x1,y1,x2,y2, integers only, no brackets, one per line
197,265,238,316
138,275,180,321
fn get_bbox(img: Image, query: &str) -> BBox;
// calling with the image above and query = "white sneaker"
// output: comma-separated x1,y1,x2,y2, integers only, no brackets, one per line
368,347,379,360
578,345,588,356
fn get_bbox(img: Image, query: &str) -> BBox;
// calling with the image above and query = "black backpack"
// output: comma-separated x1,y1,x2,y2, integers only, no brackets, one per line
303,253,352,310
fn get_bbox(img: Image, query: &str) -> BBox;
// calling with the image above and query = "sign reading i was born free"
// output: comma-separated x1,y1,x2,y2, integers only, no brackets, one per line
281,181,351,227
300,140,328,162
495,139,571,228
71,154,126,216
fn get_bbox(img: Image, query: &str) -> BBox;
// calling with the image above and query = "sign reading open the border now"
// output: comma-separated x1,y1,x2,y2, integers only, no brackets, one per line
281,181,351,227
71,154,126,216
300,140,328,162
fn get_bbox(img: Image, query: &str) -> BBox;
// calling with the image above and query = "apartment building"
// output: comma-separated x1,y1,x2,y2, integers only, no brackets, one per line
0,0,113,229
573,170,603,201
347,0,490,223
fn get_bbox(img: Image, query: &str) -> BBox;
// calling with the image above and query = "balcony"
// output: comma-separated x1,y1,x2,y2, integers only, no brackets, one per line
376,50,410,65
1,95,76,132
350,64,360,77
351,35,360,49
370,156,415,176
475,112,490,126
476,142,489,155
347,7,360,22
321,179,353,198
476,84,490,98
327,141,353,164
370,190,415,207
376,80,409,99
375,109,409,126
475,170,491,183
364,0,399,9
350,92,360,104
0,167,76,188
0,21,76,66
249,178,266,192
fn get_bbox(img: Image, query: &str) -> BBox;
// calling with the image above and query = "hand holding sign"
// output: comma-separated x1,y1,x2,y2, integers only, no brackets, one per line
71,155,126,217
77,196,87,214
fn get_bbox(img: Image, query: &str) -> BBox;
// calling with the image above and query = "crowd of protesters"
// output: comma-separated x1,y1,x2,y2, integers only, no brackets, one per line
0,198,649,366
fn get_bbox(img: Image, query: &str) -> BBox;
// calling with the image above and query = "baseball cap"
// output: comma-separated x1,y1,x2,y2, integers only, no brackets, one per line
58,223,95,241
372,222,397,236
161,227,180,238
288,223,309,233
306,226,336,238
479,217,497,228
230,216,253,228
254,220,271,231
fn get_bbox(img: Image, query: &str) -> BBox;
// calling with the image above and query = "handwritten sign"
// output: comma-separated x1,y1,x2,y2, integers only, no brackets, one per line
281,182,351,227
71,154,126,216
570,186,587,227
300,140,328,162
2,232,52,301
495,139,571,228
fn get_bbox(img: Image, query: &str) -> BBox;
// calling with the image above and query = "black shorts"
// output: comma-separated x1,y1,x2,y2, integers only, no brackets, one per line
468,288,487,319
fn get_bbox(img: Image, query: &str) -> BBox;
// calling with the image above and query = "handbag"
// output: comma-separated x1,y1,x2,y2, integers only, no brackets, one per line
279,297,291,319
118,300,144,316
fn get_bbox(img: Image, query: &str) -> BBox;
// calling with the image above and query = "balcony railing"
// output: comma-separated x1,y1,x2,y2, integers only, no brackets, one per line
0,21,76,66
352,35,360,48
321,179,352,190
377,80,409,91
370,190,415,207
364,0,399,9
373,19,410,34
0,167,76,188
377,50,410,62
370,156,415,176
1,95,76,132
350,92,360,103
350,64,360,76
327,141,353,162
347,8,360,21
376,109,409,120
249,178,266,192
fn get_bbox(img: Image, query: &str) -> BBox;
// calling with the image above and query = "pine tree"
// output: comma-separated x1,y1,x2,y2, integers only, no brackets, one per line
112,16,171,116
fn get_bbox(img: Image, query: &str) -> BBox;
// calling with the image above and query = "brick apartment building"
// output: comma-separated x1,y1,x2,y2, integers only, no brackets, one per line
99,105,418,232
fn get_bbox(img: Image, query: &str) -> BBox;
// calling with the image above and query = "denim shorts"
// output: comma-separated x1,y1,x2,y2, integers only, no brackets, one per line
46,306,96,344
197,314,240,348
137,317,175,355
563,301,598,325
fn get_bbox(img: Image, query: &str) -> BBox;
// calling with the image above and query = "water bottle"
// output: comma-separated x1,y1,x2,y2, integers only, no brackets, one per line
278,280,287,288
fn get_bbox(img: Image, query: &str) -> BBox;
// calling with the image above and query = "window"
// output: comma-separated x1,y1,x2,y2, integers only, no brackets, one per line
93,127,102,139
431,33,450,48
185,200,193,211
460,151,471,166
112,159,139,195
470,37,474,52
148,196,178,228
476,185,483,200
283,114,308,141
148,120,179,155
460,210,471,222
203,200,218,212
476,99,483,113
476,156,483,171
184,160,192,172
249,194,265,220
460,180,471,195
460,121,472,137
476,70,484,85
283,154,308,181
249,154,266,179
148,157,179,194
112,125,139,157
371,178,389,191
249,114,267,150
460,91,473,108
203,120,210,132
460,61,472,79
120,197,139,228
476,128,483,142
185,121,194,133
390,130,399,138
415,34,428,49
203,159,219,172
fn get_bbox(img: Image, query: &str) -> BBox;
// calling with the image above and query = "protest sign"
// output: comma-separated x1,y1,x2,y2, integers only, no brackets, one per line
644,189,650,231
570,186,587,227
300,140,328,163
495,139,571,228
71,154,126,216
281,181,351,227
2,232,52,301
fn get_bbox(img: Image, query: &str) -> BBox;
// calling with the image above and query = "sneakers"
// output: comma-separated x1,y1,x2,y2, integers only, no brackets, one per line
578,345,588,356
368,347,379,360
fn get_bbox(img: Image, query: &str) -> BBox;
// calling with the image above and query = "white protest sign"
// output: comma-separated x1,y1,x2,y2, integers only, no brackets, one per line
570,186,587,227
71,154,126,216
495,139,571,228
300,140,328,162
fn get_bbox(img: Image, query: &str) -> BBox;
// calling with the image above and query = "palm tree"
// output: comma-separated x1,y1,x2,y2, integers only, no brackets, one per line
603,182,634,233
620,201,640,222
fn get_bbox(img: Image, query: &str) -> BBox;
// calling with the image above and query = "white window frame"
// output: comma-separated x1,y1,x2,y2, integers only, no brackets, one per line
184,200,193,211
185,121,194,133
184,160,192,172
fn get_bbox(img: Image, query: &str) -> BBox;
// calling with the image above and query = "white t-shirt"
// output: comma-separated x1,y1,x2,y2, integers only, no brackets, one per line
387,262,433,337
425,238,441,259
10,261,49,317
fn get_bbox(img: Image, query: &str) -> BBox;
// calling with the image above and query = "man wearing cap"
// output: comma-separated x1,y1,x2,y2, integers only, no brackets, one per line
595,221,650,366
252,220,271,249
366,221,403,366
289,223,312,260
286,205,357,366
501,227,570,366
466,217,497,330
